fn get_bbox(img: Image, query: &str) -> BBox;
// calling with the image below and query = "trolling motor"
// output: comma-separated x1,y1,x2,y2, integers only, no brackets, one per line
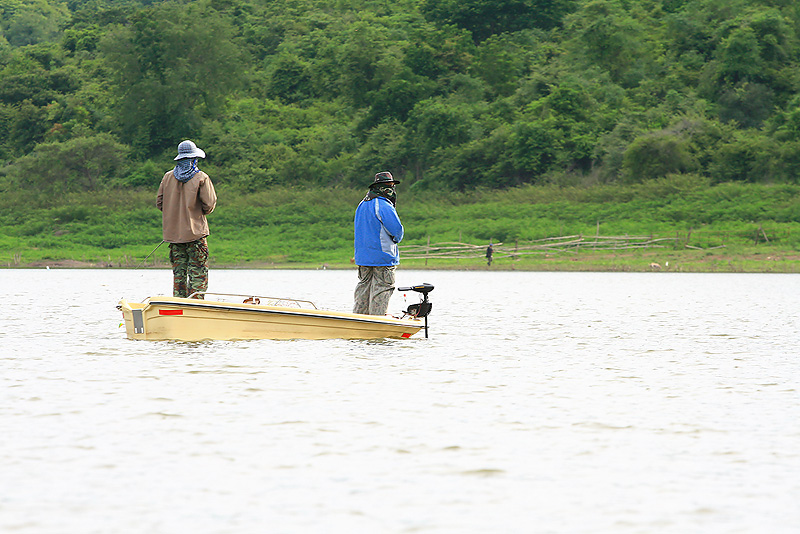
398,283,434,338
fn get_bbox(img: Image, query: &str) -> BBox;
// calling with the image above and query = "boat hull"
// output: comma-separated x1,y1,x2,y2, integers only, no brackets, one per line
118,296,424,341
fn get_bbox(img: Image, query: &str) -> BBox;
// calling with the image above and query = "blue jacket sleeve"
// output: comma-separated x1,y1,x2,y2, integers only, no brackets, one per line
378,199,404,243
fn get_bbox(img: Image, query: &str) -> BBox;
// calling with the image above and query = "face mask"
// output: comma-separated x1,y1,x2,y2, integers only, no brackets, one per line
366,184,397,206
384,186,397,205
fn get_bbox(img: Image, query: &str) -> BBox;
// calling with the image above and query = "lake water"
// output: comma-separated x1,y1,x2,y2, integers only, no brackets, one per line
1,269,799,533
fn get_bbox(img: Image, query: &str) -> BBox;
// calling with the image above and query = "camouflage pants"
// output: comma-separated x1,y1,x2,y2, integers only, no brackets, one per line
169,238,209,299
353,265,396,315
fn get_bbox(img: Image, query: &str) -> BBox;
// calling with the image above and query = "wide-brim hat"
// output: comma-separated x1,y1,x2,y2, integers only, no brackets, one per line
174,140,206,160
372,171,400,185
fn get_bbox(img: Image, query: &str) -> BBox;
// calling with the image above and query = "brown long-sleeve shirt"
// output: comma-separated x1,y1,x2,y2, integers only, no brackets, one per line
156,170,217,243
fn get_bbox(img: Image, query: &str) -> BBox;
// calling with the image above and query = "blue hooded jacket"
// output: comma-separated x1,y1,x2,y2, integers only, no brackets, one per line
353,197,404,266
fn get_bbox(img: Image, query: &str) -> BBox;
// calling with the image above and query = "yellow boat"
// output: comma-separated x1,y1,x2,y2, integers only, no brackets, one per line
117,284,433,341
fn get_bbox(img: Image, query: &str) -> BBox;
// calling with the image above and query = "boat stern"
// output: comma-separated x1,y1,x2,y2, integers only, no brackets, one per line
117,298,148,340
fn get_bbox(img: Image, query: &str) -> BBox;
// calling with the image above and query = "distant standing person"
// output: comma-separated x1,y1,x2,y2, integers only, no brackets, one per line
353,171,404,315
486,243,493,266
156,140,217,299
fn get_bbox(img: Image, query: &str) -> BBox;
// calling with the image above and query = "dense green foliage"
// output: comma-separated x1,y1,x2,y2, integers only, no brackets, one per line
1,0,800,194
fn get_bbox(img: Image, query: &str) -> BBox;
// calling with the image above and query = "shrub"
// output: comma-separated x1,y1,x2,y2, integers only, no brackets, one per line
622,132,696,181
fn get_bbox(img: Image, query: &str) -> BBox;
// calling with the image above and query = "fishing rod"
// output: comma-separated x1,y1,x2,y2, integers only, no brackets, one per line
136,240,165,269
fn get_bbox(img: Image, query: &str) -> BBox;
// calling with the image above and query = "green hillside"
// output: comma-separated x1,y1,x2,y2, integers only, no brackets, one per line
1,0,800,270
2,0,800,189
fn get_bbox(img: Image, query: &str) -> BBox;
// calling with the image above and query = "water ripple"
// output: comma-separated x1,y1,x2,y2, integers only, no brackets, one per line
1,269,799,533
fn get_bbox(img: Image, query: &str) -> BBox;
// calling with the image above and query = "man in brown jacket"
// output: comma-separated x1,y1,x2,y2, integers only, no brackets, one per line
156,140,217,299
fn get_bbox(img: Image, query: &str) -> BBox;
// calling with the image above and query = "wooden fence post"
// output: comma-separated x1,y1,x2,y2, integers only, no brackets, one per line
425,235,430,266
594,220,600,250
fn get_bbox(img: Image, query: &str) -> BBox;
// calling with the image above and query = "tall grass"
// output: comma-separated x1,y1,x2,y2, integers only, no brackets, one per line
2,178,800,268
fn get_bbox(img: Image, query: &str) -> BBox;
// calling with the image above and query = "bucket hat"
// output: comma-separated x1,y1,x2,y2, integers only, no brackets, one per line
371,171,400,185
174,140,206,160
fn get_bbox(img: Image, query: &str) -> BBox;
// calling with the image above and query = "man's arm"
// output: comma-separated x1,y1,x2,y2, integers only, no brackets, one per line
199,174,218,215
378,200,404,243
156,179,164,211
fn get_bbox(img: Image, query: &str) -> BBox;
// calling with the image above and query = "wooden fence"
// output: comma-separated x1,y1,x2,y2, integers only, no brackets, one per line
399,226,789,262
400,235,681,262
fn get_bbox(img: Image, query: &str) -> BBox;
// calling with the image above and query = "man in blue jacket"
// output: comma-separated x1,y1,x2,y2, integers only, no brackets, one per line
353,171,404,315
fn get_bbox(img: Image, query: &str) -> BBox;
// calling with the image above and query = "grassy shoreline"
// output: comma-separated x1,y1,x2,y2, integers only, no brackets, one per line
10,246,800,273
3,180,800,273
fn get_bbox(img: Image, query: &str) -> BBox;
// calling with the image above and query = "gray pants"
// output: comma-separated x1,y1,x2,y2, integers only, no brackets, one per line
353,265,396,315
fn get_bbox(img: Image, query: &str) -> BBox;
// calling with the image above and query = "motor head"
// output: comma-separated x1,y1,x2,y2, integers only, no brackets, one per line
397,283,434,295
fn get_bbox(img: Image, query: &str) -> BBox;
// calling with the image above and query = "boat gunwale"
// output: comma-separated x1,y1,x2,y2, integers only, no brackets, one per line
144,298,422,328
